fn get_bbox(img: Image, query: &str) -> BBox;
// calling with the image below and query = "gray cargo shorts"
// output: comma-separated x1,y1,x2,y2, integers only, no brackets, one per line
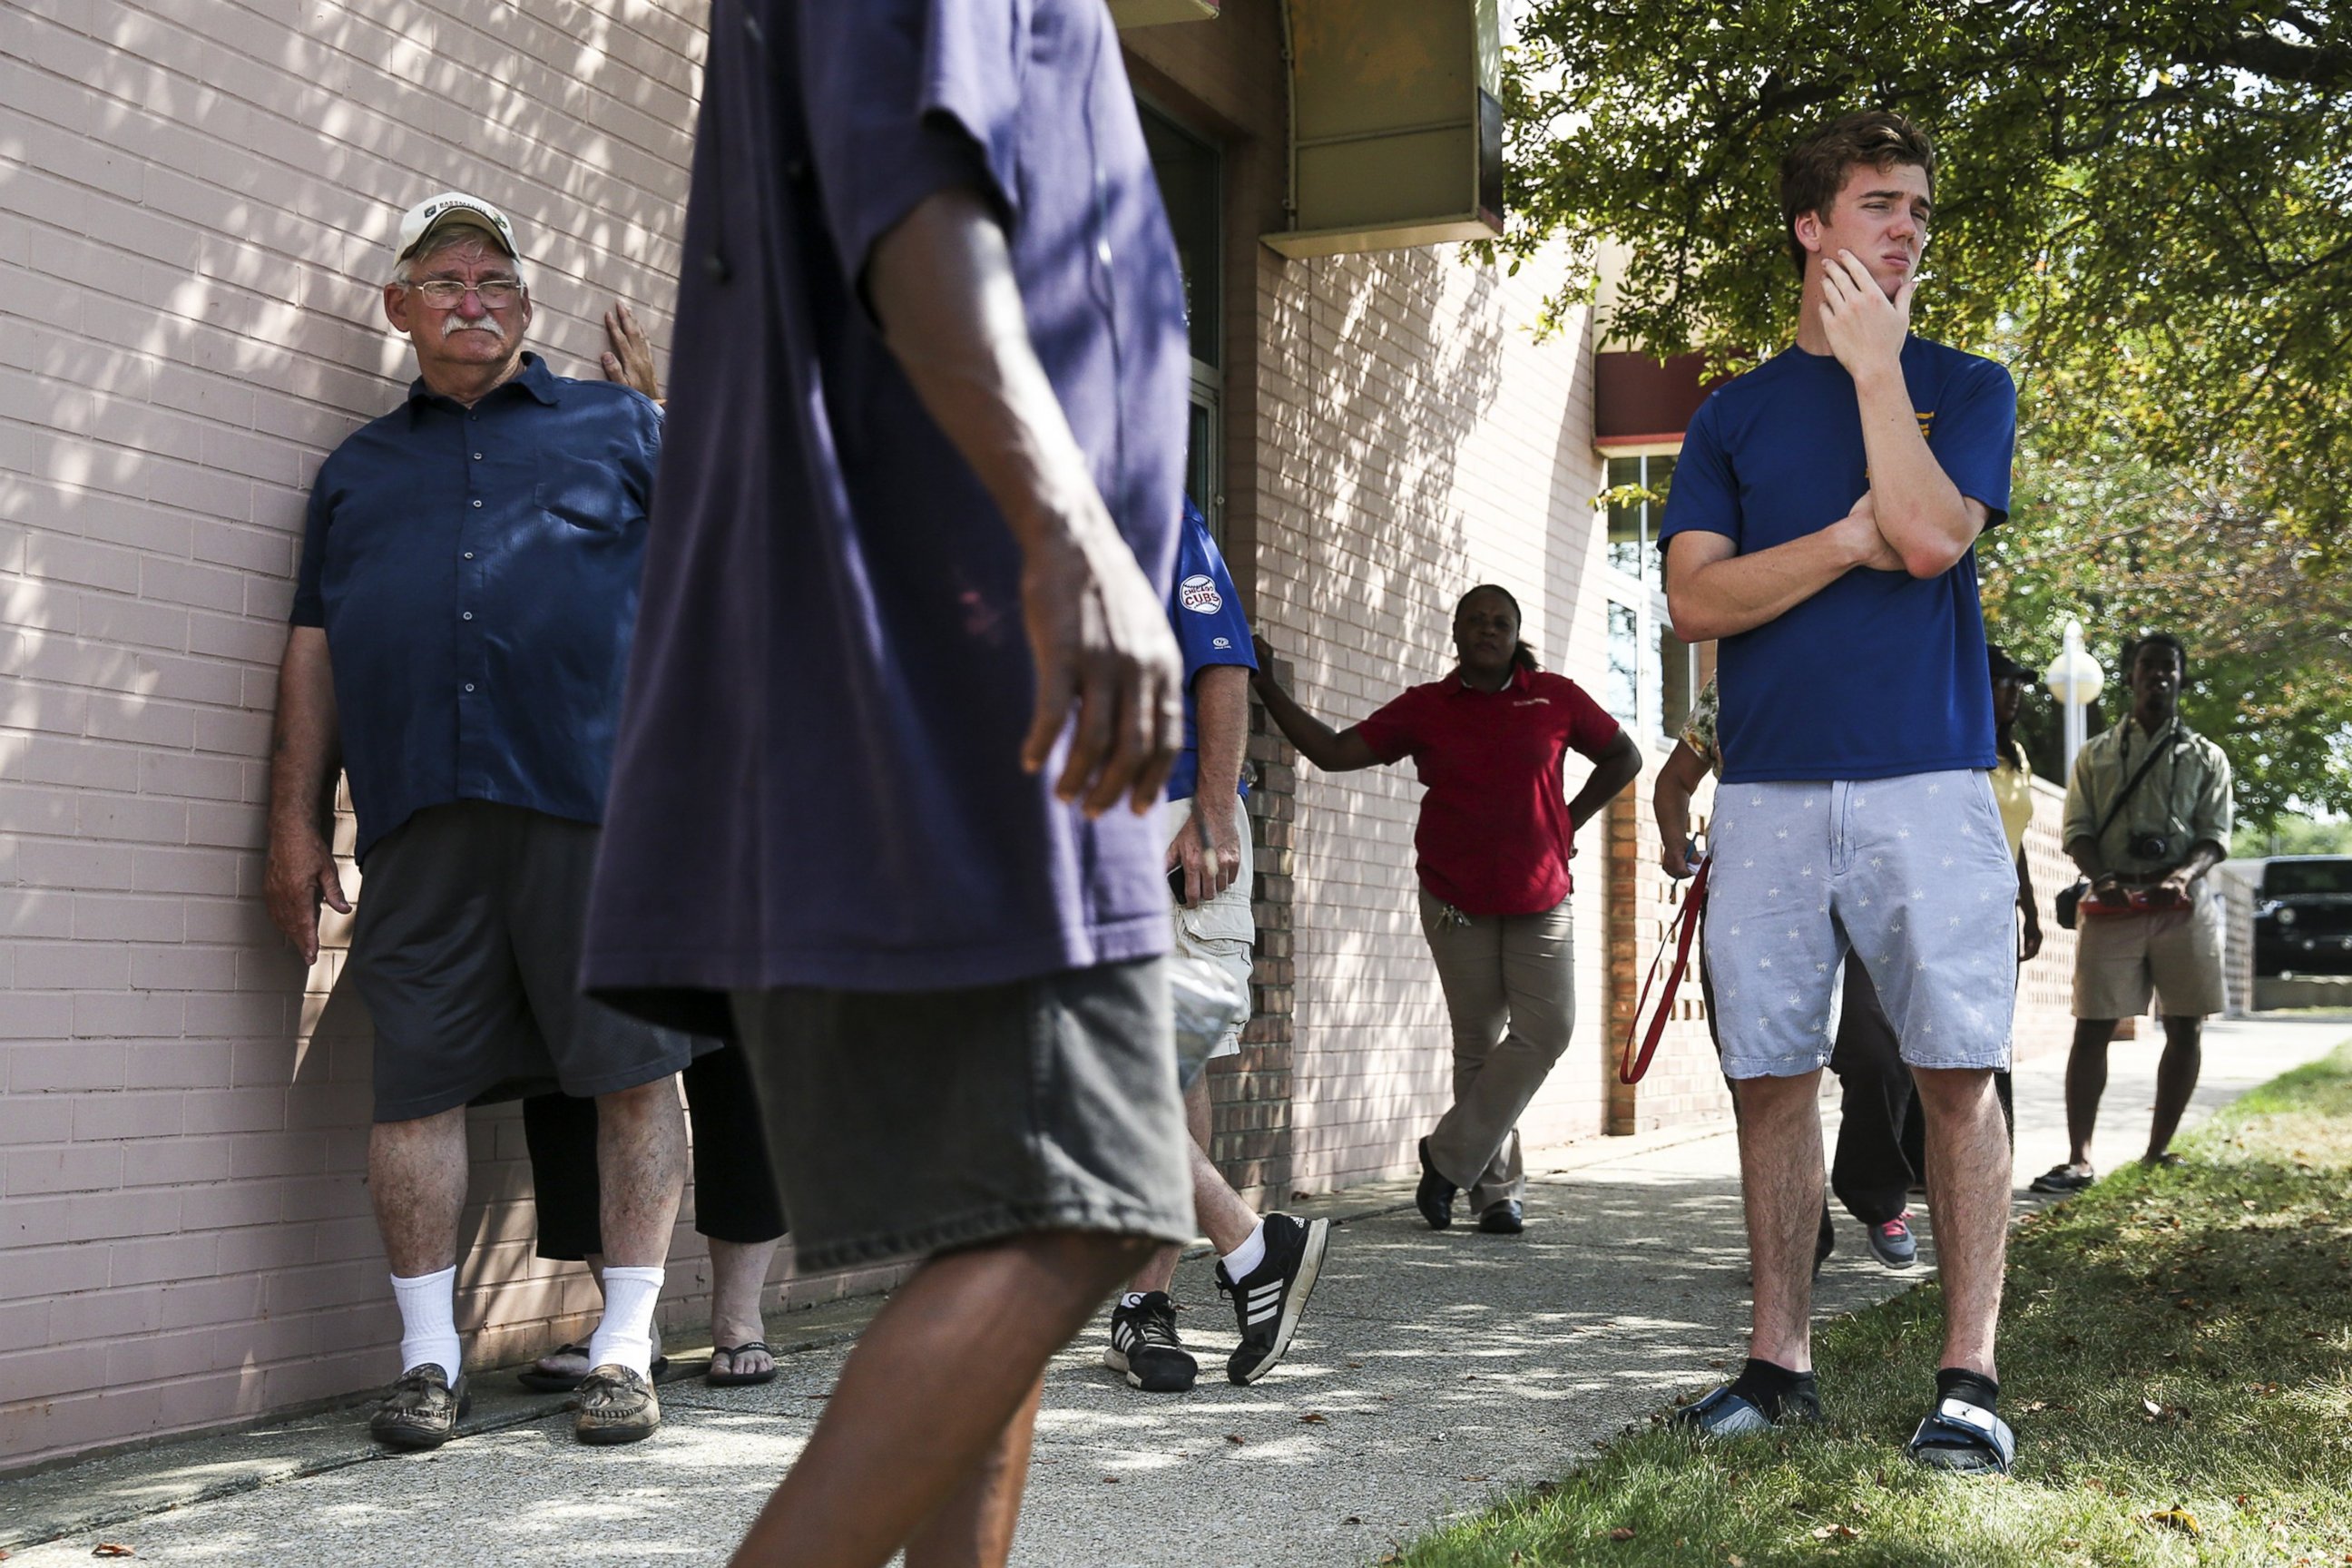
730,957,1195,1275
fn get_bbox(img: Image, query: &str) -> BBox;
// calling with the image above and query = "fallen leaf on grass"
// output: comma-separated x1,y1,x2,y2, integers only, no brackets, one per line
2147,1507,2200,1535
1811,1525,1860,1541
1608,1527,1635,1541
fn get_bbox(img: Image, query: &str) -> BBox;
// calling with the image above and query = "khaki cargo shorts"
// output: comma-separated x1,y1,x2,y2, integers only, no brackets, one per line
2072,888,2226,1020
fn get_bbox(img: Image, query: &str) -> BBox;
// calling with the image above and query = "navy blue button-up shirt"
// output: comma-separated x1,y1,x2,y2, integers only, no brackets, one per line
289,354,662,860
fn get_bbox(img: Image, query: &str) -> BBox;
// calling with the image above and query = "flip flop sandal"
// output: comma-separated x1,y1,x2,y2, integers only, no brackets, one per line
519,1347,669,1394
707,1340,779,1387
1907,1397,2014,1474
1670,1383,1822,1437
2026,1165,2093,1194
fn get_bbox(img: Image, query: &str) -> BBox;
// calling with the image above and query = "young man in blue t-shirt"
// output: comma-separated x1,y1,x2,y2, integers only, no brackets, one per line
1103,500,1333,1394
1658,110,2022,1473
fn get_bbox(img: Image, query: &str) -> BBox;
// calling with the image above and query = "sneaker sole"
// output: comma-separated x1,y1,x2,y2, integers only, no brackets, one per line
1228,1218,1331,1386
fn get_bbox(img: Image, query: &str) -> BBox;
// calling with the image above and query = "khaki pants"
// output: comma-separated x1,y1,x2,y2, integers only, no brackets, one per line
1418,891,1576,1212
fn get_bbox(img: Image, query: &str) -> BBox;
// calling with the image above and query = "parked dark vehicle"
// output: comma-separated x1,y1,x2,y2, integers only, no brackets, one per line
2253,857,2352,977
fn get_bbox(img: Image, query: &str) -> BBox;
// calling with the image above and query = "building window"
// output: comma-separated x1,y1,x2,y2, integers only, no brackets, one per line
1140,103,1224,542
1601,453,1696,743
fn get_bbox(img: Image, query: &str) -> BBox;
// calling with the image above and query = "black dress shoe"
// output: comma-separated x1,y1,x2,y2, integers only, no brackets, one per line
1477,1199,1524,1234
1416,1137,1457,1230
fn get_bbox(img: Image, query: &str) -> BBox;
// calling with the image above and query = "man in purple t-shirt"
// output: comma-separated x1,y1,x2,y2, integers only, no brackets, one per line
580,4,1194,1563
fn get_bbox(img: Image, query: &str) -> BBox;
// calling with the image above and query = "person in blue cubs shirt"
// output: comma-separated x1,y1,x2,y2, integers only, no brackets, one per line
1658,111,2022,1474
1102,500,1332,1395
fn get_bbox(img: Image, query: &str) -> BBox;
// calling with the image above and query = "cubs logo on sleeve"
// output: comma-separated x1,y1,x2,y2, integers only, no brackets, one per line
1179,574,1223,614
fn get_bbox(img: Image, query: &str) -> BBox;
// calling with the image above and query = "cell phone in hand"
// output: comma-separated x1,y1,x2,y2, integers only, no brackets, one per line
1168,863,1189,905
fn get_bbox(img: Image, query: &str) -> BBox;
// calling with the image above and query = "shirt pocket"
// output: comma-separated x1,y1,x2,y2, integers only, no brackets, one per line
537,453,631,534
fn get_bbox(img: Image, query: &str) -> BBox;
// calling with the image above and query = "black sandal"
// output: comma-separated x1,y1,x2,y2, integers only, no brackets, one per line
1907,1396,2014,1474
707,1340,779,1387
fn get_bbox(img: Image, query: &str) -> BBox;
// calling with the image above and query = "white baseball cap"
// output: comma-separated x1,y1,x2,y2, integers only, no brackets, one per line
394,191,520,265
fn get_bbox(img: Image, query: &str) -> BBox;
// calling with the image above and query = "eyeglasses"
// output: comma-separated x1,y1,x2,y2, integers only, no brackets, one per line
407,279,524,308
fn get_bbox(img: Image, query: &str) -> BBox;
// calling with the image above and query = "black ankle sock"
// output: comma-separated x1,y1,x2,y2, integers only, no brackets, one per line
1726,1357,1815,1416
1936,1367,2000,1412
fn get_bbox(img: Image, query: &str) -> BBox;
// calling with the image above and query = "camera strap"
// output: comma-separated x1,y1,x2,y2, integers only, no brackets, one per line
2092,720,2177,852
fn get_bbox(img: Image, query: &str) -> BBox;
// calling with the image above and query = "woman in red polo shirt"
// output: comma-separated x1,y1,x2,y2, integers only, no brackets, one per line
1252,585,1642,1233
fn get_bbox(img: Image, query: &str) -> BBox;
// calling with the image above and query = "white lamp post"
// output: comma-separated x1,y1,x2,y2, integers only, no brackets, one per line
2043,618,2105,780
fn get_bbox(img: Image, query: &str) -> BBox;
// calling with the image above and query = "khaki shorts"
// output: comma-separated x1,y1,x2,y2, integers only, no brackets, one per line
2072,888,2226,1019
1161,794,1256,1059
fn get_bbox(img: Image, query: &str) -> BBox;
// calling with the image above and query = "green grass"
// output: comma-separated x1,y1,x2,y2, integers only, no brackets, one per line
1393,1044,2352,1567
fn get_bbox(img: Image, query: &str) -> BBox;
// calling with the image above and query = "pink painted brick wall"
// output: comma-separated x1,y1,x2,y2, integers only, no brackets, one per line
1244,242,1617,1195
0,0,922,1475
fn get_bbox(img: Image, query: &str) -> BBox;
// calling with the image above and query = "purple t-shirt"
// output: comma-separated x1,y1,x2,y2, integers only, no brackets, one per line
582,0,1191,1029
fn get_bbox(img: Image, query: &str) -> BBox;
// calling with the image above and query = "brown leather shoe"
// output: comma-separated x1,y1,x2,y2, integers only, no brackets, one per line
369,1365,470,1451
574,1363,661,1446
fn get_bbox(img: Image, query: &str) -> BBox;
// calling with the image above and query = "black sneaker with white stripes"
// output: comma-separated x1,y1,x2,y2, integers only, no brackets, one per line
1215,1212,1332,1386
1103,1290,1198,1392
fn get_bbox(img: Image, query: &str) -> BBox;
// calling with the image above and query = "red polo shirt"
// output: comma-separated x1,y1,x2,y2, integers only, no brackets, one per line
1355,667,1622,916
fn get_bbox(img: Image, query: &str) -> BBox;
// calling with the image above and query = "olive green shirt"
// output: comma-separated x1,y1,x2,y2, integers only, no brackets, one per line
2062,716,2232,878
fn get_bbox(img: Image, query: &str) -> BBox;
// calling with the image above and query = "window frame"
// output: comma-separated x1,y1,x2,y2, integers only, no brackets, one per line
1599,450,1697,746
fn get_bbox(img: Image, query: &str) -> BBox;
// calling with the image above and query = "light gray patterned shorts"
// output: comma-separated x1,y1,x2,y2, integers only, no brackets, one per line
1706,769,2018,1080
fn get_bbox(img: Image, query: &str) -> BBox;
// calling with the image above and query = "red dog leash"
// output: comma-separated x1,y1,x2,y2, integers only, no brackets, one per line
1619,857,1709,1085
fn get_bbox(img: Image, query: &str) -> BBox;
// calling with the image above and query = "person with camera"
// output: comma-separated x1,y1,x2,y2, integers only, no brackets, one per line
2029,633,2233,1194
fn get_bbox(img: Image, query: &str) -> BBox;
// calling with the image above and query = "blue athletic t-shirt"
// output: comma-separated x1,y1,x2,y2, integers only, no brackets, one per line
1165,498,1257,803
1658,337,2015,784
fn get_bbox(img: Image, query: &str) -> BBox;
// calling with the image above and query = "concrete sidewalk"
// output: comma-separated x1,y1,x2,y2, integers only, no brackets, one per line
6,1014,2345,1566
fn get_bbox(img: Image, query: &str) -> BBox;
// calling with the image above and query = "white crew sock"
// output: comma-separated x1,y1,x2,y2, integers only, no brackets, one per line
390,1266,461,1384
1220,1220,1268,1282
586,1266,664,1377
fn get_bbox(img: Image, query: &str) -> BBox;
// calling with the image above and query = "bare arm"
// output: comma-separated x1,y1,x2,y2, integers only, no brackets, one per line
2014,845,2041,960
263,625,349,965
1568,729,1643,834
866,186,1181,817
1664,499,1903,643
1169,664,1250,906
1653,740,1710,878
1819,251,1987,578
1248,635,1379,772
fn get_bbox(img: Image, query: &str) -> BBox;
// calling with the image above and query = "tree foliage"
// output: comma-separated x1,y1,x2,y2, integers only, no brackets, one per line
1504,0,2352,545
1503,0,2352,828
1983,416,2352,828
